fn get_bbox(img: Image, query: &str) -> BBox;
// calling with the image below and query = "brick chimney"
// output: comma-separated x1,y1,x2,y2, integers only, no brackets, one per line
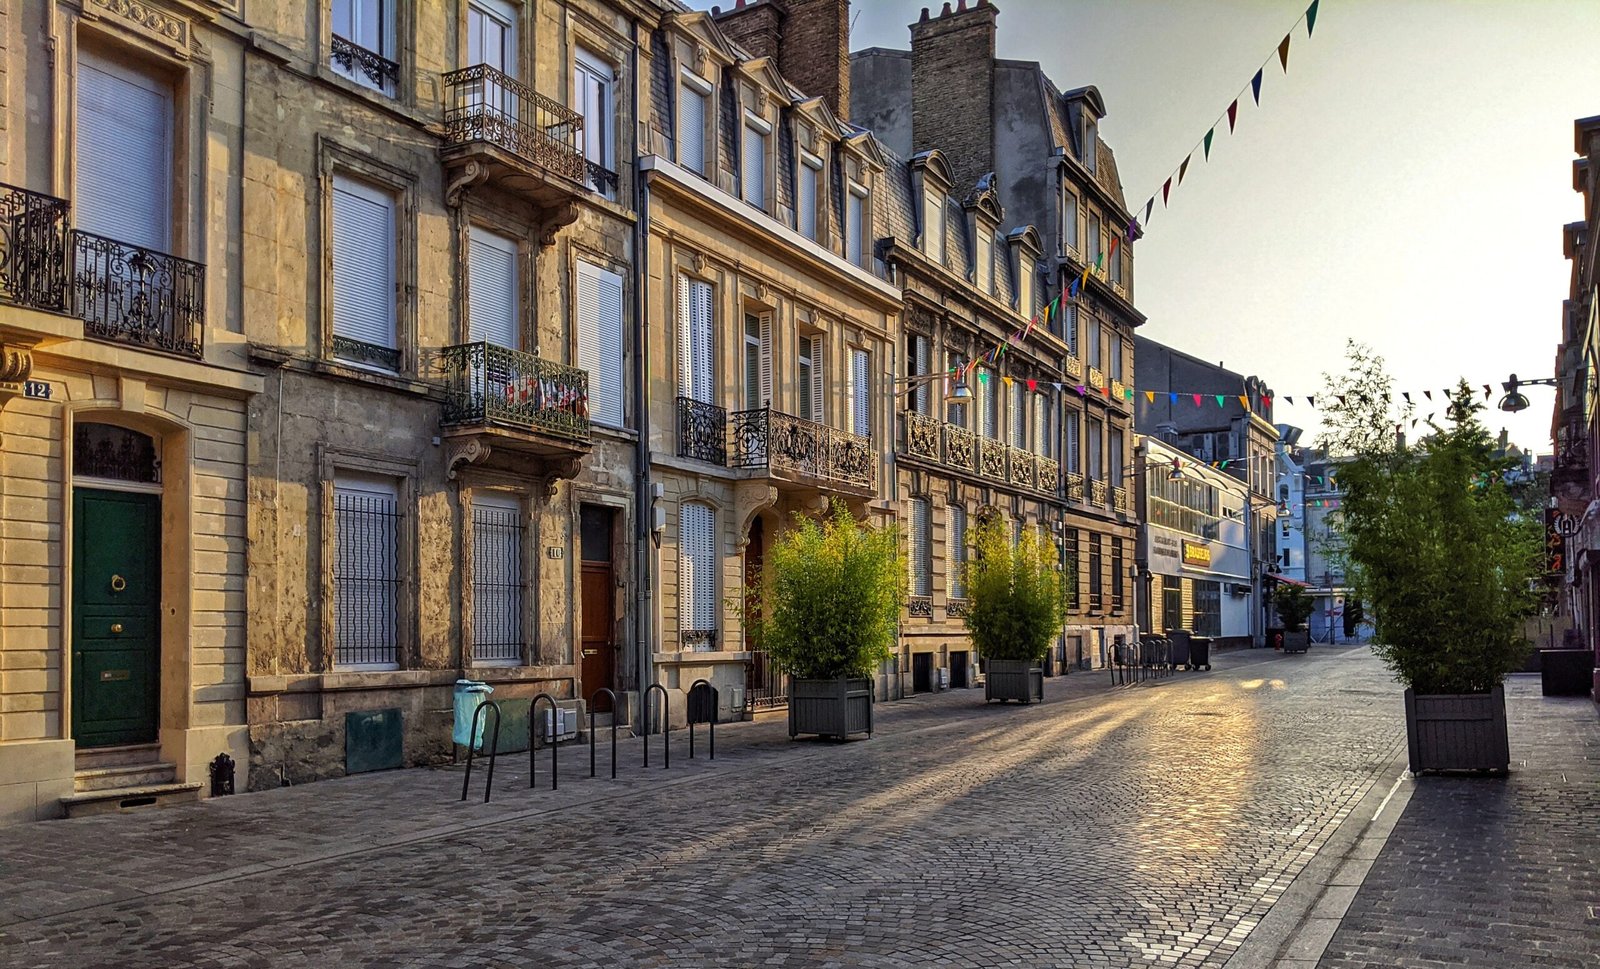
712,0,787,64
910,0,997,188
779,0,853,121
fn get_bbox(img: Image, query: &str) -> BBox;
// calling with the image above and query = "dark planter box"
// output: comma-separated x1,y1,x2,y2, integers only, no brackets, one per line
985,659,1044,703
1404,684,1510,773
1540,649,1594,697
1282,631,1310,653
789,677,873,739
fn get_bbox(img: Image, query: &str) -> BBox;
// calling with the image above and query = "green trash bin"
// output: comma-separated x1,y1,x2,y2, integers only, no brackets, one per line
452,680,494,750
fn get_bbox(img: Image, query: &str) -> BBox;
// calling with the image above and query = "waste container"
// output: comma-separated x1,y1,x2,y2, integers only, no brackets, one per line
452,680,494,750
1168,630,1192,669
1189,637,1213,671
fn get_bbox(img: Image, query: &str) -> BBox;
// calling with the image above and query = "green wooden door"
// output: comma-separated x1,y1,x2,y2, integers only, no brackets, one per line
72,488,161,747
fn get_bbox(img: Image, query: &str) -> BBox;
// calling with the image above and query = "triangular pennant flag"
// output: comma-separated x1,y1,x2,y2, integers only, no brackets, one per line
978,372,988,384
1169,393,1178,404
1179,155,1191,185
1402,392,1411,403
1145,391,1156,403
1306,0,1319,36
1215,395,1227,408
1068,277,1080,299
1337,394,1347,405
1080,266,1091,289
1284,396,1293,405
1193,394,1203,406
1278,33,1291,71
1307,395,1315,407
1101,386,1111,398
1094,251,1105,271
1162,177,1172,206
1127,220,1139,241
1263,395,1273,408
1002,376,1013,386
1143,199,1154,224
1109,235,1121,257
1203,127,1215,159
1423,390,1432,401
1125,388,1134,401
1236,395,1248,408
1026,379,1037,392
1076,385,1086,396
1426,412,1435,423
1410,419,1418,429
1251,68,1263,105
1227,99,1239,132
1483,384,1492,400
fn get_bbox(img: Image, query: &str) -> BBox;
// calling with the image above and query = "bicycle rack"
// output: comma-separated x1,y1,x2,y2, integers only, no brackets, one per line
529,692,559,791
641,684,670,769
589,688,619,779
688,679,717,760
459,700,503,803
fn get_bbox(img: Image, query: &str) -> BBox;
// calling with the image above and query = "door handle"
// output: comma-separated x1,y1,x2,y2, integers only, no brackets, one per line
110,623,123,634
582,649,598,657
110,574,126,593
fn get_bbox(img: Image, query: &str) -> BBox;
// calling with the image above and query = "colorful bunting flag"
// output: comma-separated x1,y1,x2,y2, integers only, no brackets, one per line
1483,384,1492,400
1227,99,1239,132
1076,385,1086,396
1307,0,1319,36
1278,34,1291,71
1402,392,1411,403
1193,394,1203,407
1143,199,1154,224
1169,393,1178,404
1423,390,1432,401
1163,178,1172,206
1284,396,1293,405
1264,396,1274,407
1146,391,1157,403
1026,379,1037,392
1215,395,1226,407
1336,395,1346,405
1179,155,1191,185
1307,395,1315,407
1203,128,1215,160
1238,395,1249,408
1251,69,1264,105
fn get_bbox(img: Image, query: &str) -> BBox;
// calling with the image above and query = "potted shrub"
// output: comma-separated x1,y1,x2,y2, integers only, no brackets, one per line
1273,584,1314,653
964,514,1065,703
750,503,904,740
1329,370,1540,774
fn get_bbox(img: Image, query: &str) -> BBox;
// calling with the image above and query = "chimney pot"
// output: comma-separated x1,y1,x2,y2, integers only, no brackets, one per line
942,3,953,16
919,6,930,21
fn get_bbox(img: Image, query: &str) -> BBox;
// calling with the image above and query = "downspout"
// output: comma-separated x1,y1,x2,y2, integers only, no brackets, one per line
631,31,654,726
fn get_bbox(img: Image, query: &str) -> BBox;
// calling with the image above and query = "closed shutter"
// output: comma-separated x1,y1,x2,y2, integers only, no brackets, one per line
577,261,625,427
1012,383,1026,448
679,503,717,634
949,505,967,598
846,189,864,265
910,498,931,597
798,160,818,239
333,474,401,670
468,226,518,348
910,334,930,415
981,370,998,439
332,176,397,355
759,314,772,407
1066,411,1080,473
678,79,707,174
677,276,714,404
742,313,771,409
742,124,766,208
471,491,523,665
978,226,995,294
851,348,870,437
77,54,171,252
1033,395,1047,456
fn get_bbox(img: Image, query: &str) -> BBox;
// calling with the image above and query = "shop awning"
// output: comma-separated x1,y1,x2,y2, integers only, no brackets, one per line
1266,573,1311,587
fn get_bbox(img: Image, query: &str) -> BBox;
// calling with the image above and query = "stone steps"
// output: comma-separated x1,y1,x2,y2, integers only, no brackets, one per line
74,761,178,793
60,783,202,818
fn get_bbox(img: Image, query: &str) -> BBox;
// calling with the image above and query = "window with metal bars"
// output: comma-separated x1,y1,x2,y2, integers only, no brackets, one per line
333,475,403,669
472,493,524,665
1088,533,1103,613
1065,529,1080,609
1111,538,1125,614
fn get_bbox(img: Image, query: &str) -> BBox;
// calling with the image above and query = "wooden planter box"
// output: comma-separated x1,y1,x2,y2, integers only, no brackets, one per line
1404,684,1510,773
1282,631,1310,653
789,677,873,740
985,660,1044,703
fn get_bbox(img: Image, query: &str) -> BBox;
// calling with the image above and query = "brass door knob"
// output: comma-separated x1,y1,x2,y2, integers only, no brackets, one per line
110,623,123,634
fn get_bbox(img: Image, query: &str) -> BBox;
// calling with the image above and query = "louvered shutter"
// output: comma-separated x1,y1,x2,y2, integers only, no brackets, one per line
981,371,998,439
1066,412,1080,473
678,80,707,174
576,261,624,427
677,275,693,400
679,503,717,634
332,176,397,356
910,334,930,415
851,348,870,437
804,335,824,423
1012,383,1026,448
798,161,818,239
693,280,714,403
846,189,864,265
759,314,772,406
77,54,171,252
468,226,518,348
1033,395,1047,456
949,505,967,598
742,124,766,208
910,498,931,597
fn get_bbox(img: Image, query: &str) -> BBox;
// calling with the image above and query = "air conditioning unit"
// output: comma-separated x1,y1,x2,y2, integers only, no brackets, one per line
542,707,578,743
1228,583,1251,597
727,686,746,710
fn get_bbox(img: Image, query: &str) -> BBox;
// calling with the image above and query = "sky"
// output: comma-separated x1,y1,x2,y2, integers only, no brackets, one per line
692,0,1600,454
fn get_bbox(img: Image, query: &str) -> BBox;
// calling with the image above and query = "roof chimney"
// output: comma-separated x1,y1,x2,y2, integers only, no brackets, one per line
712,0,788,64
779,0,853,121
909,0,997,188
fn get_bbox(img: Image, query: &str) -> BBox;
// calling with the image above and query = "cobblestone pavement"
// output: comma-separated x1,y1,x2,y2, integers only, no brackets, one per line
1316,676,1600,969
0,647,1407,969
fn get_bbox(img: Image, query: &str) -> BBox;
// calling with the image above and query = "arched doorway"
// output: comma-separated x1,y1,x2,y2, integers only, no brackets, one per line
71,422,163,747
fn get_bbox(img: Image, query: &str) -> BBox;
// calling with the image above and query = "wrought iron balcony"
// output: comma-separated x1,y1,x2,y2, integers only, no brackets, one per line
944,424,977,473
901,414,1057,495
1089,478,1109,507
1063,470,1085,503
1113,485,1132,515
441,65,588,211
438,342,590,445
1065,355,1084,381
585,160,619,197
1007,445,1037,489
946,597,971,619
729,407,875,493
0,182,69,313
72,230,204,358
677,396,727,465
1038,455,1060,495
331,35,399,95
903,411,941,462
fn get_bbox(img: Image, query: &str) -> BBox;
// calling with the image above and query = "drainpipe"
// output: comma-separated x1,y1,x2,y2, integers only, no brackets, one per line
630,32,654,728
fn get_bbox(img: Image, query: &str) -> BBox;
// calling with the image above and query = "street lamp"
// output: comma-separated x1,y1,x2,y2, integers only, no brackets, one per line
1498,373,1557,414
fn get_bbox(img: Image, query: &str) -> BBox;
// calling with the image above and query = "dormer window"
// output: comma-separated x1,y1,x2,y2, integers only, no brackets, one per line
977,225,996,295
678,72,711,176
922,186,946,264
1082,118,1098,174
741,111,771,210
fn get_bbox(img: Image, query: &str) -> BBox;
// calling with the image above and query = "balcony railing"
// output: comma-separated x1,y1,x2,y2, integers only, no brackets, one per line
439,342,590,443
585,160,619,197
1063,470,1085,503
904,411,941,462
331,34,399,95
0,182,68,312
902,414,1058,495
946,597,971,619
1090,478,1108,507
979,437,1008,481
729,407,875,491
1088,366,1106,391
677,395,727,465
72,230,204,359
944,424,977,473
443,65,586,183
1065,355,1084,381
908,595,933,618
1007,444,1037,489
1038,455,1060,495
1113,485,1132,515
1111,379,1129,404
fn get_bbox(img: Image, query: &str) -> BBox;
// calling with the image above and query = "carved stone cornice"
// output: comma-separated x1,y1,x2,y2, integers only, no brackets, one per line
80,0,193,57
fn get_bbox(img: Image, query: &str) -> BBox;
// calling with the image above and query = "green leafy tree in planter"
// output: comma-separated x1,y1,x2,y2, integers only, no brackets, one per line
1272,584,1314,633
1333,377,1542,694
963,515,1065,663
749,503,905,680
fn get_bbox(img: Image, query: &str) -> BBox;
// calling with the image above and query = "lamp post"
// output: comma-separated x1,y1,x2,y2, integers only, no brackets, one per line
1496,373,1557,414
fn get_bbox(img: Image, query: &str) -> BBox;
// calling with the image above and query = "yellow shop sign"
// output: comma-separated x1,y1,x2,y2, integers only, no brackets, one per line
1181,541,1212,569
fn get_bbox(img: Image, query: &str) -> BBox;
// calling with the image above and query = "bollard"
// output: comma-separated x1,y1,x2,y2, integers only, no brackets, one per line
529,693,559,791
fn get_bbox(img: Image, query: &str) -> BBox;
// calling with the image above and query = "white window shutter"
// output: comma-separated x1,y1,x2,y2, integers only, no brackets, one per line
468,226,518,348
76,55,172,252
693,280,714,403
846,190,864,265
759,314,772,406
949,505,967,598
808,335,824,424
1012,384,1026,448
910,498,930,597
577,261,625,427
332,176,397,354
798,162,818,239
678,81,707,174
742,125,765,207
677,275,693,400
679,503,717,633
851,348,870,438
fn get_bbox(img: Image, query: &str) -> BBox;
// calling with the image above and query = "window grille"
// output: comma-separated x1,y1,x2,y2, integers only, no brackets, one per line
334,477,402,669
472,495,524,664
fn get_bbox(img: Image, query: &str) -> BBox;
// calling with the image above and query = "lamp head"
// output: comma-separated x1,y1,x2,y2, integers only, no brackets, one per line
1167,457,1184,480
944,379,973,404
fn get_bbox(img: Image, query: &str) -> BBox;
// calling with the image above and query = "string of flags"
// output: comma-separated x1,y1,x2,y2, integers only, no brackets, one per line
1135,0,1321,228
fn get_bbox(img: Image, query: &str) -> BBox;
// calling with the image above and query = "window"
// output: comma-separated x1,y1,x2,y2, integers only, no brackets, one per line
980,369,999,439
677,275,714,404
1110,331,1123,380
1086,317,1102,370
575,48,614,194
742,113,770,209
1017,253,1034,315
946,351,967,427
949,505,968,599
576,261,625,427
1111,538,1125,614
1088,213,1102,269
1163,583,1183,632
1087,419,1103,481
1083,118,1098,174
1062,189,1079,253
467,226,518,348
77,54,172,253
798,153,822,240
333,474,402,670
467,0,515,73
331,175,398,368
472,492,523,665
1063,304,1078,354
1065,410,1080,474
331,0,398,96
908,333,931,415
1066,529,1081,609
846,183,868,266
1034,394,1051,457
922,186,945,263
742,311,772,410
978,225,996,295
1192,580,1222,637
1011,382,1027,449
678,73,711,175
1109,428,1124,487
798,334,823,423
1089,533,1103,611
679,502,717,643
850,348,872,437
1109,238,1124,285
909,498,932,598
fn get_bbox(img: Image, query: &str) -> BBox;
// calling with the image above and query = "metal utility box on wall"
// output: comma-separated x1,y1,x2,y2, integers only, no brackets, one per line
345,708,403,774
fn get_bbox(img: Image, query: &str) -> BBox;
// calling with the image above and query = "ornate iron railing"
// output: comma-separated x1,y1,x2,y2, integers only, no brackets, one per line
1038,456,1060,495
1063,470,1085,503
979,437,1008,481
1090,478,1109,507
677,396,727,465
1113,485,1132,515
443,65,586,183
1007,445,1037,489
944,424,977,472
585,160,619,197
72,230,204,358
331,35,399,94
333,334,402,372
946,597,971,619
1111,379,1129,404
1064,356,1084,381
907,595,933,618
729,407,875,490
0,182,68,312
747,649,788,709
1088,366,1106,390
438,342,590,443
903,411,941,461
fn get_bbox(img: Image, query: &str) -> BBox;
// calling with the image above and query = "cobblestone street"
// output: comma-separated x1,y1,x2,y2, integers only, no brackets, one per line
0,646,1415,968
